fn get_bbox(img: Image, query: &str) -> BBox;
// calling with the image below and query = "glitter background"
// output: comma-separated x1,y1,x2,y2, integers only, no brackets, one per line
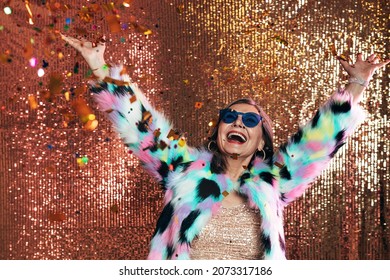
0,0,388,260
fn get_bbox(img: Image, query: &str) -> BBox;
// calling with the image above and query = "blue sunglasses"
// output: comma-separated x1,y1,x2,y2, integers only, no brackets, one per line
219,109,262,128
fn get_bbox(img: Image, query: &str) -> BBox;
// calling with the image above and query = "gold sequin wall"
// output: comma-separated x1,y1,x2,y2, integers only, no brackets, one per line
0,0,388,260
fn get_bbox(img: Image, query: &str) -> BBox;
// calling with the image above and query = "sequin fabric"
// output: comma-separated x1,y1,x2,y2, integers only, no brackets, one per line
191,203,263,260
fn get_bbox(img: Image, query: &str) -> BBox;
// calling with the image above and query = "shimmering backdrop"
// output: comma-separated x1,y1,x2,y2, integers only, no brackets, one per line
0,0,388,260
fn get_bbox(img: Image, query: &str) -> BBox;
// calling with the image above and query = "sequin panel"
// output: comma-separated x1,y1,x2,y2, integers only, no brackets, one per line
191,204,263,260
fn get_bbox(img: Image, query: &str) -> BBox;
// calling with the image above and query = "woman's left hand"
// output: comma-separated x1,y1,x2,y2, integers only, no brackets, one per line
338,53,389,83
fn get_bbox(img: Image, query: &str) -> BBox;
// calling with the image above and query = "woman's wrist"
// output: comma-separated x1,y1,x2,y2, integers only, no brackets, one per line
348,76,369,87
91,63,109,80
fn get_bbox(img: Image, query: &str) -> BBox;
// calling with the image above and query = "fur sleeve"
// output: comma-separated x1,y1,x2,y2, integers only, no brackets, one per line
90,65,192,188
273,88,366,205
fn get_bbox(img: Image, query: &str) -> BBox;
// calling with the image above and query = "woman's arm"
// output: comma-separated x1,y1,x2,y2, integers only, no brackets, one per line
274,53,389,205
61,34,193,188
340,53,389,105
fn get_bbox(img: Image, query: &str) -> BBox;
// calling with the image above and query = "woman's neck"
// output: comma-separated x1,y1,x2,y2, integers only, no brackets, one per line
225,154,253,182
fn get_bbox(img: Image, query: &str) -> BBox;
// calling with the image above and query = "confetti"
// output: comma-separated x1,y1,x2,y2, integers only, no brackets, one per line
177,4,184,14
4,7,12,15
25,1,34,25
123,0,134,7
129,16,153,34
142,111,152,124
0,51,11,63
195,102,203,109
71,97,97,130
76,155,89,167
110,204,119,213
48,213,66,222
273,35,288,46
23,41,34,60
29,57,37,67
129,95,137,103
153,129,161,137
178,138,186,147
167,129,180,140
28,94,38,110
78,7,93,23
37,68,45,77
208,120,217,127
106,14,121,33
73,62,79,73
158,140,168,150
231,153,239,160
47,73,63,97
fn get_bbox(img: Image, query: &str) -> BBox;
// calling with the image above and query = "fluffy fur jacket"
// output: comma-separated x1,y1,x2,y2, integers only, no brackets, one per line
90,66,365,260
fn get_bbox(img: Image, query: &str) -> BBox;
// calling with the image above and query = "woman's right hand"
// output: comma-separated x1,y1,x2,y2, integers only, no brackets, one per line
61,33,108,80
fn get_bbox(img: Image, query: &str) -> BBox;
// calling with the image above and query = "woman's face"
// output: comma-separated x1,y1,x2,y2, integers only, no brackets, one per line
216,103,264,159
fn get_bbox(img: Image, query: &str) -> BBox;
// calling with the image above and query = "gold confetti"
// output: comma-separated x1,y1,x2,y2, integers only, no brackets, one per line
153,129,161,137
167,129,180,140
28,94,38,110
129,16,152,34
106,14,121,33
208,120,217,127
25,1,34,25
222,191,229,197
177,4,185,14
23,41,33,60
71,97,97,131
178,138,186,147
142,111,152,124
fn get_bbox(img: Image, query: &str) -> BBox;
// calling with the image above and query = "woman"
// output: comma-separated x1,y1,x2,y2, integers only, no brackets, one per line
61,34,389,260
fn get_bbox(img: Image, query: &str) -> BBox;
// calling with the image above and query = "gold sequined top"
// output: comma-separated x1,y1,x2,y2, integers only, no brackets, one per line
190,203,263,260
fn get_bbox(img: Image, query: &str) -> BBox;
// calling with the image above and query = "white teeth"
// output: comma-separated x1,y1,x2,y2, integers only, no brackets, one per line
227,132,247,142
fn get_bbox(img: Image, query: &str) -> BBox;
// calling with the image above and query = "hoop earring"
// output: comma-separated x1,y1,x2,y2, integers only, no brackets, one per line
257,148,266,161
208,140,217,152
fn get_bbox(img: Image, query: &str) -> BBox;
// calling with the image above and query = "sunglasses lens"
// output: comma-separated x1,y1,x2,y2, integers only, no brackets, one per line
243,113,261,127
222,111,238,124
220,109,261,127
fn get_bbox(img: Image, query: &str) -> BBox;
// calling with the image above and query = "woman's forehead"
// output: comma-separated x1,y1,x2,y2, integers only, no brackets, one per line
229,103,259,113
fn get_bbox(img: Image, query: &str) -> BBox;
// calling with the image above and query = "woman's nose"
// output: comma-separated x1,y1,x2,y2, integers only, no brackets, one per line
232,115,245,127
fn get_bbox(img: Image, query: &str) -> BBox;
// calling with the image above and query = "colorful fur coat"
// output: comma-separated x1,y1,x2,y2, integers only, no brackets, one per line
90,66,365,260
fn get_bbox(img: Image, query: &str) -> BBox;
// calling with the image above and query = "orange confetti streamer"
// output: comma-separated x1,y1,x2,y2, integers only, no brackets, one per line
28,94,38,110
48,213,66,222
23,41,33,60
106,14,121,33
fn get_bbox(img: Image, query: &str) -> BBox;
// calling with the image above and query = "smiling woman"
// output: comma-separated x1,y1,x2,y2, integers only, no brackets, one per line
60,32,389,260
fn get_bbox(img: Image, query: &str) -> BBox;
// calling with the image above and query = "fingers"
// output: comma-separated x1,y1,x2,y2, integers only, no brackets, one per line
338,57,353,71
366,53,377,62
375,58,390,68
61,34,84,52
356,53,363,62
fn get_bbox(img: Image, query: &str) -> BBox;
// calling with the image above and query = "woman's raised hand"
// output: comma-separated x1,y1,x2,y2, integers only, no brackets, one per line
338,53,389,85
61,33,108,80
